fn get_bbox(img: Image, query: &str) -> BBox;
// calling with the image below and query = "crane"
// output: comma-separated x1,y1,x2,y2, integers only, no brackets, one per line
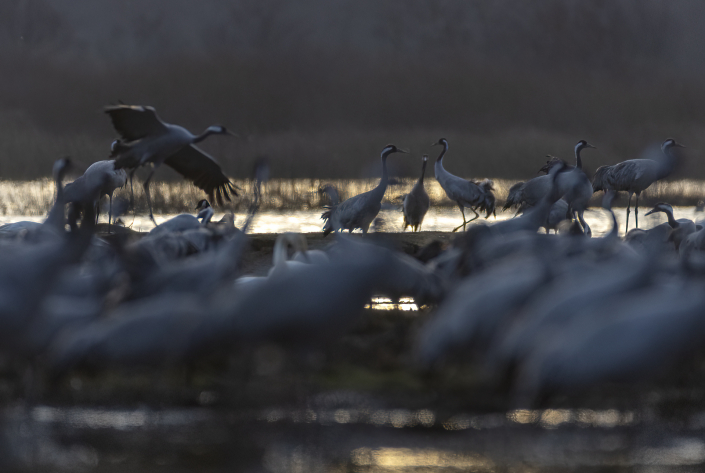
63,159,127,232
0,158,72,241
432,138,495,232
504,140,595,222
321,144,407,235
593,138,685,231
403,155,430,231
644,202,699,251
105,104,237,224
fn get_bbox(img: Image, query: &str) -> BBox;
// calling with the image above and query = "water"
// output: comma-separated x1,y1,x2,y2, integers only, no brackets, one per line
3,178,705,471
0,178,702,235
4,403,705,471
0,205,701,237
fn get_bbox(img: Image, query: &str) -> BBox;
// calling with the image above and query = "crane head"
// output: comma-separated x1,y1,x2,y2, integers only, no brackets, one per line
381,144,408,157
422,155,428,162
663,138,686,150
576,140,596,150
431,138,448,147
195,199,211,210
644,202,673,216
207,125,238,137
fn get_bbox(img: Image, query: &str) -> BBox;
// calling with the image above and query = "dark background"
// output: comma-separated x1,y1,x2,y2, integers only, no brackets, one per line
1,0,704,181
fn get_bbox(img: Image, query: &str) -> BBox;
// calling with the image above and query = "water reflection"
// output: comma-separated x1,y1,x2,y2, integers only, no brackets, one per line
0,178,703,236
4,404,705,471
2,205,701,237
17,405,640,431
366,297,419,311
351,447,494,470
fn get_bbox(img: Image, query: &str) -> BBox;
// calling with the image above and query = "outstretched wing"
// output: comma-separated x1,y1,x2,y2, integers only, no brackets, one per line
104,105,168,141
164,145,237,205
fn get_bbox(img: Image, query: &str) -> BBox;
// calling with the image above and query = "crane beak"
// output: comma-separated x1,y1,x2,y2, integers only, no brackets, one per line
644,209,656,216
586,143,597,149
430,142,441,147
396,148,410,154
675,142,686,148
226,130,239,137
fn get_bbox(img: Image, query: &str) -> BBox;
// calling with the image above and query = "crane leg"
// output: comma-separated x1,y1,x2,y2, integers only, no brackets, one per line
625,192,633,233
452,204,468,232
468,208,480,223
635,193,640,229
128,171,136,228
143,169,157,226
108,193,113,234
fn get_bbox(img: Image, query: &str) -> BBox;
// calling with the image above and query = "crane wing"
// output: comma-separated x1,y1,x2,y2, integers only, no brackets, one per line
104,105,168,141
164,145,237,205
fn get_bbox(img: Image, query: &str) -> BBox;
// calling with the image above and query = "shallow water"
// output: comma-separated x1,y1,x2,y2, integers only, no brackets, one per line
3,179,705,472
0,205,701,237
4,402,705,471
0,177,704,236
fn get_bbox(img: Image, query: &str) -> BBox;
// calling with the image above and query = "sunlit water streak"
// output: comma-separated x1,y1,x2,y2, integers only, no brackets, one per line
1,178,704,232
1,205,702,237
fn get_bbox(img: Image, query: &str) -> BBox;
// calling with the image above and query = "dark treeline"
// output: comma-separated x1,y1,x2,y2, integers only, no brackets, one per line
1,0,705,180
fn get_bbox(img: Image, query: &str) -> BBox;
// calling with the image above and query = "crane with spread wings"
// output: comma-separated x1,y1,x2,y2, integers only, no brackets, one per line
105,104,237,224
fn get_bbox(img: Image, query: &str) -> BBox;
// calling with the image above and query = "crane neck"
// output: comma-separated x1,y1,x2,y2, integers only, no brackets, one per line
193,128,217,144
574,145,584,170
659,144,679,178
418,159,427,184
371,149,396,201
661,208,678,228
607,209,618,239
377,152,390,191
436,142,448,163
198,206,214,225
45,169,66,230
577,212,591,237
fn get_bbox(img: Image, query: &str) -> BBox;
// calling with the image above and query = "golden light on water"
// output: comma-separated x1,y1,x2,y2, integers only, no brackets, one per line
0,178,703,235
351,447,495,470
366,297,419,311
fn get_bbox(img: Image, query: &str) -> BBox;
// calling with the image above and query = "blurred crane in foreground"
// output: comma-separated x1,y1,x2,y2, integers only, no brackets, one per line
106,104,237,224
0,158,72,242
644,202,699,251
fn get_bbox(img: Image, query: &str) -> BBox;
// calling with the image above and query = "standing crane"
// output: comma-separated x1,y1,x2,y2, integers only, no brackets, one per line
321,144,408,235
63,160,127,232
105,104,237,224
403,155,430,231
432,138,495,232
504,140,595,220
593,138,685,231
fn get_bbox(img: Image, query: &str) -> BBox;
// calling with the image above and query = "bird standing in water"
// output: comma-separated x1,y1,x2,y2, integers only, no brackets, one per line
432,138,495,232
322,144,408,235
403,155,431,232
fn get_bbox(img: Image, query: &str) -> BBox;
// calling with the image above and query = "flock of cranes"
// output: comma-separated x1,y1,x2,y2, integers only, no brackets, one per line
21,102,685,237
0,102,703,409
